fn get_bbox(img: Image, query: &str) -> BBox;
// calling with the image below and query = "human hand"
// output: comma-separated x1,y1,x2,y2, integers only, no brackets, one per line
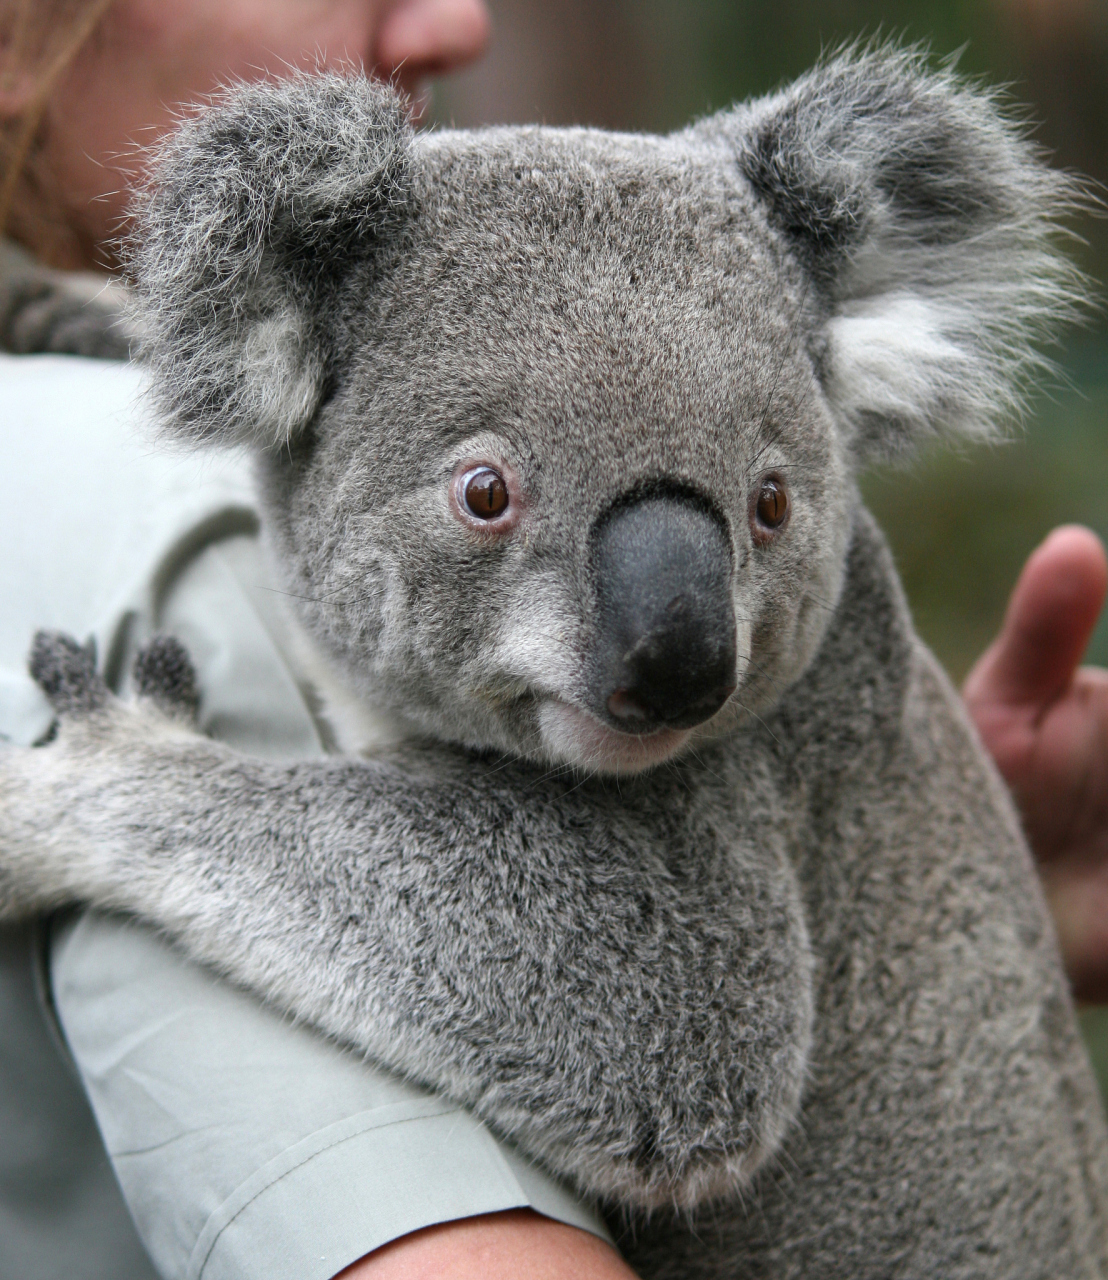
963,525,1108,1002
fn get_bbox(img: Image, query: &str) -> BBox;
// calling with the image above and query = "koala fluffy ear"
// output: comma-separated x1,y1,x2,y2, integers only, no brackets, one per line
128,74,413,450
711,44,1086,459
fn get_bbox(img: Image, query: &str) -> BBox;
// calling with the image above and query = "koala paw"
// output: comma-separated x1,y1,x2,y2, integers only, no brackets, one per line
3,631,204,922
29,630,108,717
133,634,200,722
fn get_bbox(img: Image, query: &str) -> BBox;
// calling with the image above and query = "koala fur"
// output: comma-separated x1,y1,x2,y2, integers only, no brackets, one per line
2,44,1107,1277
0,238,134,358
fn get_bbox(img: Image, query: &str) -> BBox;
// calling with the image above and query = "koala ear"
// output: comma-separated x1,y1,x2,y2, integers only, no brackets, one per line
128,74,413,450
710,44,1086,459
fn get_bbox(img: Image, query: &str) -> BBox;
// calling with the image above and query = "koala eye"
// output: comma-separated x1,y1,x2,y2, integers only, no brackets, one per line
463,467,510,520
752,475,789,543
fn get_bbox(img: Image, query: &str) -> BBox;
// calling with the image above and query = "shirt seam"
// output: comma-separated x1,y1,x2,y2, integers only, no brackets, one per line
189,1104,466,1280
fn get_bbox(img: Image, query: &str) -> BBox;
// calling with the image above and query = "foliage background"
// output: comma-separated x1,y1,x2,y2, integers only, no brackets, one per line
431,0,1108,1084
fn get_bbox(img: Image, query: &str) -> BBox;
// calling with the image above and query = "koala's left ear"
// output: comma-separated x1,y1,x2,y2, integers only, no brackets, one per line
128,74,413,450
703,44,1086,460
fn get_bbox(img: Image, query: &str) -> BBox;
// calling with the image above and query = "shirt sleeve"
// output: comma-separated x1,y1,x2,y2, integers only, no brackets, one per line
51,912,608,1280
45,518,610,1280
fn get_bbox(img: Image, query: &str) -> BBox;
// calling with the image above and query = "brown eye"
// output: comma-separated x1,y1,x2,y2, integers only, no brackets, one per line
753,477,789,538
463,467,509,519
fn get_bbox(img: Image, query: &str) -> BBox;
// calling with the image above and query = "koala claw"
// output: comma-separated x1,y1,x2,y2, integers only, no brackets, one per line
3,633,200,923
133,634,200,722
29,631,107,717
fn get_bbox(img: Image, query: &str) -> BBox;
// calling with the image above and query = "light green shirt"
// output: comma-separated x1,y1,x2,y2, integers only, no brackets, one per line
0,353,607,1279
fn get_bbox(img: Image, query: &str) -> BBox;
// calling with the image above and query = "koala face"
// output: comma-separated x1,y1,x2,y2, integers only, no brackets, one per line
131,54,1078,772
260,130,854,770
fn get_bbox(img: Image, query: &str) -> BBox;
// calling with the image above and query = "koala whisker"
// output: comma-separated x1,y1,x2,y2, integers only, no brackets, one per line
554,765,603,799
677,745,725,788
731,699,783,747
745,279,813,479
524,760,579,789
744,436,778,484
736,664,797,720
743,445,824,488
745,355,824,487
797,587,842,615
760,442,825,476
253,584,353,606
486,752,527,776
738,653,789,694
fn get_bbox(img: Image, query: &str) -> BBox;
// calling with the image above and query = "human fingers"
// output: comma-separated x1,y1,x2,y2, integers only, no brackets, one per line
964,524,1108,715
1041,844,1108,1003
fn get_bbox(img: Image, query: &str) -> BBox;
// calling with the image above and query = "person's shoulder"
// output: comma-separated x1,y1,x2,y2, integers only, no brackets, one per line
0,349,256,537
0,351,260,743
0,347,144,423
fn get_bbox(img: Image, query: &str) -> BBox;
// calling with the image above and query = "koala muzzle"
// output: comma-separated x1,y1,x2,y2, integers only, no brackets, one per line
593,496,737,732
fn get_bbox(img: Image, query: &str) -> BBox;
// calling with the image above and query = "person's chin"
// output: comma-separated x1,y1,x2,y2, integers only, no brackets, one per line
537,699,690,774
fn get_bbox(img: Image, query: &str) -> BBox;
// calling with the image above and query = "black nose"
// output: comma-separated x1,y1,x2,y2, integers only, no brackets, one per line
592,495,737,732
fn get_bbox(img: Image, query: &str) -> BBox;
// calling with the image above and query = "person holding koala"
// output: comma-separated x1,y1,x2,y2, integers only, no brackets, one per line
0,6,635,1280
3,5,1108,1280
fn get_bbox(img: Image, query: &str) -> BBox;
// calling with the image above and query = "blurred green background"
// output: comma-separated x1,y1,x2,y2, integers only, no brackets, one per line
433,0,1108,1087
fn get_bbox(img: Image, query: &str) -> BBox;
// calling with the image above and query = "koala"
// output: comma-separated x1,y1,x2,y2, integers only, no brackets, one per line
2,44,1107,1279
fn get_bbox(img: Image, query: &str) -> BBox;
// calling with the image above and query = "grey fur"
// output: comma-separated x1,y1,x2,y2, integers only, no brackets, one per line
0,238,133,359
723,51,1087,458
2,44,1106,1275
131,634,201,721
128,76,412,448
28,632,105,717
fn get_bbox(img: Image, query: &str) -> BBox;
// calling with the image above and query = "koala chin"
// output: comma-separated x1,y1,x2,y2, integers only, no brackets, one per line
4,42,1108,1277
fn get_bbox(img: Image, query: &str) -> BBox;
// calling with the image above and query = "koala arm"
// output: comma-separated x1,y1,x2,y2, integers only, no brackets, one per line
0,634,812,1213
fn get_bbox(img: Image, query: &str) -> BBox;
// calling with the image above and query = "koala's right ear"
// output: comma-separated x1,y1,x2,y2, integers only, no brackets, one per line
128,74,412,450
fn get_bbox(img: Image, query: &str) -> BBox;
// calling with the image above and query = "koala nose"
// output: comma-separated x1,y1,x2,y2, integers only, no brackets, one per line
592,495,737,732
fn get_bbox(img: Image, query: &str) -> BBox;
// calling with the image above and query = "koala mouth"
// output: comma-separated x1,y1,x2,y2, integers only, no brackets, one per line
537,699,692,774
